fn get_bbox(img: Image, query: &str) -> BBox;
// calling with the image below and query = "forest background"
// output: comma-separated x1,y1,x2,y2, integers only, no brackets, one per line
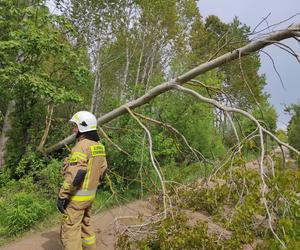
0,0,300,249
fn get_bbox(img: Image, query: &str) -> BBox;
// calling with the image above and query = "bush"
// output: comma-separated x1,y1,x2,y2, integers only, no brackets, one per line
14,151,47,179
0,168,11,189
0,192,52,236
36,159,63,198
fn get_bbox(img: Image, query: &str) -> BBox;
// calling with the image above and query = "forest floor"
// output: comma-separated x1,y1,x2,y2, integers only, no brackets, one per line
0,148,295,250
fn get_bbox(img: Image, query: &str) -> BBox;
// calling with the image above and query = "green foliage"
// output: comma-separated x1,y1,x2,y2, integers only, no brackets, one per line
163,162,211,184
286,103,300,153
1,1,92,169
14,151,47,178
117,214,229,250
0,168,11,189
155,90,226,159
0,156,62,239
0,192,52,236
36,159,63,197
253,167,300,249
180,184,229,215
276,129,288,143
117,164,300,249
223,96,277,150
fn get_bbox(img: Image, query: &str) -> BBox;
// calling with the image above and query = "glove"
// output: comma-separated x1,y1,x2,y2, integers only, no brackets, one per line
57,197,69,214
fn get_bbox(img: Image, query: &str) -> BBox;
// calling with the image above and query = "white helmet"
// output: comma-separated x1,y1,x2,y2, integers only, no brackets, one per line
69,111,97,133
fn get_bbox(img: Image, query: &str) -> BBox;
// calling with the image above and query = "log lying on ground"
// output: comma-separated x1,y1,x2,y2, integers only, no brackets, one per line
44,23,300,154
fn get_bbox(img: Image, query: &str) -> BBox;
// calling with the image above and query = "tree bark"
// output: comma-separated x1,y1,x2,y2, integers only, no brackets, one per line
120,36,130,102
37,104,54,151
0,100,16,167
145,41,158,91
44,23,300,154
91,41,102,114
135,33,145,87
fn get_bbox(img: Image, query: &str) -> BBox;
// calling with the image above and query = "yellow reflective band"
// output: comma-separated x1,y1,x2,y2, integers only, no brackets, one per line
90,125,97,129
90,144,106,156
69,156,78,163
83,235,96,245
70,193,96,201
73,151,87,157
69,152,88,163
83,235,96,241
72,152,87,159
76,155,87,161
62,181,71,189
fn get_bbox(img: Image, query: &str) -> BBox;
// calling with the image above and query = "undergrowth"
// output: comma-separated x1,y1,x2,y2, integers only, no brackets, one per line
0,151,208,246
117,158,300,250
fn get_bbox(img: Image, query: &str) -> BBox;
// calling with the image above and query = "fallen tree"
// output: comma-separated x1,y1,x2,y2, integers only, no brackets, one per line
44,22,300,154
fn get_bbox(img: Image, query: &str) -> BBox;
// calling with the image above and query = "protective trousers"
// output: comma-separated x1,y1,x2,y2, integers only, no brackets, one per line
61,204,96,250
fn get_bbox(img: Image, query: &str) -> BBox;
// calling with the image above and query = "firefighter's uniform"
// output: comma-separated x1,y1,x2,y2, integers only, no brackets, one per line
59,136,107,250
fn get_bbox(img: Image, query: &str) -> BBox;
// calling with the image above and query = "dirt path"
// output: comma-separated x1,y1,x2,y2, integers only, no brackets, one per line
0,199,156,250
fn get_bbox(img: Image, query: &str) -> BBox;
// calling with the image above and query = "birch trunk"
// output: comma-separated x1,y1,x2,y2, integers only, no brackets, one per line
135,33,145,87
141,47,152,85
91,42,102,114
145,42,157,91
0,100,15,168
120,36,130,102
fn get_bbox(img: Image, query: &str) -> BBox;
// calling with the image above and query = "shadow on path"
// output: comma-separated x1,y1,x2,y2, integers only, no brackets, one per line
41,231,62,250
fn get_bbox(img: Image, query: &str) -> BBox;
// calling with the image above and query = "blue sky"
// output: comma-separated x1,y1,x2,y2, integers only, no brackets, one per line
198,0,300,129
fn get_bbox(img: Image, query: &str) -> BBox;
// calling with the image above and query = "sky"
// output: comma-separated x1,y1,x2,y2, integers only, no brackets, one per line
197,0,300,130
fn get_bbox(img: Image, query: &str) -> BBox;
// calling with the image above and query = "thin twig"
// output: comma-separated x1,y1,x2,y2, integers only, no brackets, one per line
252,12,272,34
272,41,300,63
260,50,285,90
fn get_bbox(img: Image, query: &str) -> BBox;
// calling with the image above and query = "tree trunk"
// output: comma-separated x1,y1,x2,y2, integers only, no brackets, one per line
91,42,102,115
145,42,157,91
0,100,15,167
37,104,54,151
120,36,130,102
44,23,300,154
135,33,145,87
141,47,152,85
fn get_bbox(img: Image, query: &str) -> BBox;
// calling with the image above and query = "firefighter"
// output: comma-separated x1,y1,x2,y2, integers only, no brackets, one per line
57,111,107,250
